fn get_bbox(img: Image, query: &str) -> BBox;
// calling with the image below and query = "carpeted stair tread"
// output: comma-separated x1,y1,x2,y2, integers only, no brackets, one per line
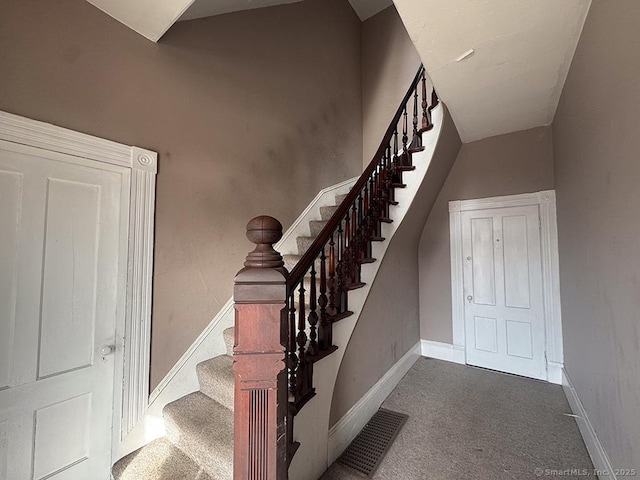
112,438,211,480
223,327,234,356
297,236,317,256
164,392,233,479
197,355,234,411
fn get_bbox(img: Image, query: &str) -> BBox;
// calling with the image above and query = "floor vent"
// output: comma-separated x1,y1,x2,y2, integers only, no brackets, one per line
336,408,408,478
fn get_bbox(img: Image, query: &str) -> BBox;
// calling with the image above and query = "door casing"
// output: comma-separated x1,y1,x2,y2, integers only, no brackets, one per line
0,110,157,456
449,191,564,384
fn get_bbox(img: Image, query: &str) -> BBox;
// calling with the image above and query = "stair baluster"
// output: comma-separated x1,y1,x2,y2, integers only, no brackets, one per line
401,105,410,167
327,234,336,317
307,262,318,356
287,293,298,400
409,85,424,152
420,71,433,132
318,248,331,350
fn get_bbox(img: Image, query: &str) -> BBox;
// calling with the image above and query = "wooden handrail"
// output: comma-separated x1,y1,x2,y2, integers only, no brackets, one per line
287,64,426,290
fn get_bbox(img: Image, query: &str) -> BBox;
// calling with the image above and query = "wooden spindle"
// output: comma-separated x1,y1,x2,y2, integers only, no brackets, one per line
327,234,336,317
350,201,358,284
288,293,297,398
296,282,309,398
420,71,432,132
409,85,424,152
386,145,397,206
401,105,411,166
381,155,390,220
336,223,347,313
318,248,331,350
393,128,399,162
307,262,318,356
356,192,364,263
372,169,382,239
343,210,351,287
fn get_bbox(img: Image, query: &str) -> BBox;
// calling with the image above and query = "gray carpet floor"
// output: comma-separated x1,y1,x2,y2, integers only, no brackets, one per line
321,358,593,480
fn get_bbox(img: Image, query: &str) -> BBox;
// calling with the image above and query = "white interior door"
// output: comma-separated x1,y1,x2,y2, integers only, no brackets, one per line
0,140,129,479
461,205,546,380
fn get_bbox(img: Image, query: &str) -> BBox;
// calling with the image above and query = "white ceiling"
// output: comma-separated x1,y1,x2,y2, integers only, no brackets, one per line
392,0,592,142
86,0,590,142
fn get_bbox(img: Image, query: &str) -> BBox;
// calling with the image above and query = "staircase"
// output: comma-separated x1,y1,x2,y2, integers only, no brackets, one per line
113,64,441,479
112,193,360,480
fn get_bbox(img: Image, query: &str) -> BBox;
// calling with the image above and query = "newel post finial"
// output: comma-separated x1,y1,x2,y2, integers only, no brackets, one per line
234,216,289,480
244,215,285,269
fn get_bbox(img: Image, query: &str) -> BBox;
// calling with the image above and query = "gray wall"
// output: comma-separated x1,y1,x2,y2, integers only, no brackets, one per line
553,0,640,468
361,6,421,166
0,0,363,389
330,107,461,425
419,127,555,343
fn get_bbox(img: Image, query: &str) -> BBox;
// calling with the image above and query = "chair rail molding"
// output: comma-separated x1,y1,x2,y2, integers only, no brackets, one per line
448,190,564,384
0,110,157,444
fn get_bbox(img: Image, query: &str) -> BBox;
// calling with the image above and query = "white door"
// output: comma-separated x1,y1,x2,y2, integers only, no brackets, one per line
0,140,128,479
461,205,546,380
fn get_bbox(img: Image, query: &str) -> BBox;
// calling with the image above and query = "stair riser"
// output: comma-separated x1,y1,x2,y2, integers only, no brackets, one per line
309,220,328,237
319,205,339,221
197,356,234,411
334,193,349,205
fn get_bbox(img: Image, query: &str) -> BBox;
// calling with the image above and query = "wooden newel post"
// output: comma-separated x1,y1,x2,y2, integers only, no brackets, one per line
233,216,289,480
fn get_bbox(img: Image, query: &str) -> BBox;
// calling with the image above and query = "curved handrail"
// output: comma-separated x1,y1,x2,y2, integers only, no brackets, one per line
287,64,425,290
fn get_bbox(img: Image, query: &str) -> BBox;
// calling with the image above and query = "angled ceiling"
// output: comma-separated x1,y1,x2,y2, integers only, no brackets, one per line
179,0,392,21
393,0,592,142
178,0,303,22
85,0,393,40
85,0,194,42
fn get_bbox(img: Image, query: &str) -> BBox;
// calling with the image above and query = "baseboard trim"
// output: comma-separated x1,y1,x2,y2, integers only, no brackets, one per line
562,369,616,480
421,340,465,364
327,341,421,465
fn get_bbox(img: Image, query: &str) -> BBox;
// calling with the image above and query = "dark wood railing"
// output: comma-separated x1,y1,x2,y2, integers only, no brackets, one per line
233,65,438,479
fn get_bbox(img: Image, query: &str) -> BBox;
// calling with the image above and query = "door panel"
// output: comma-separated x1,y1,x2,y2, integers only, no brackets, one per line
470,217,496,306
462,205,546,380
502,215,531,309
39,179,101,379
473,316,498,353
0,142,127,479
33,393,92,479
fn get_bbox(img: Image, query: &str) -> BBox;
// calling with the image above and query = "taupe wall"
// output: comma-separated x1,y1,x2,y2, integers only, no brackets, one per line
330,107,461,425
419,127,555,343
0,0,362,389
553,0,640,468
361,6,421,166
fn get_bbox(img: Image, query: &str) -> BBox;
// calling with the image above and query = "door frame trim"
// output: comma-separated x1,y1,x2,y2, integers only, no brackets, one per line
449,190,563,384
0,111,157,442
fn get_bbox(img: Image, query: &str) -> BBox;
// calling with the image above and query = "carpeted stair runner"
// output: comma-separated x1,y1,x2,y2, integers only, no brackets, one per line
112,191,348,479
